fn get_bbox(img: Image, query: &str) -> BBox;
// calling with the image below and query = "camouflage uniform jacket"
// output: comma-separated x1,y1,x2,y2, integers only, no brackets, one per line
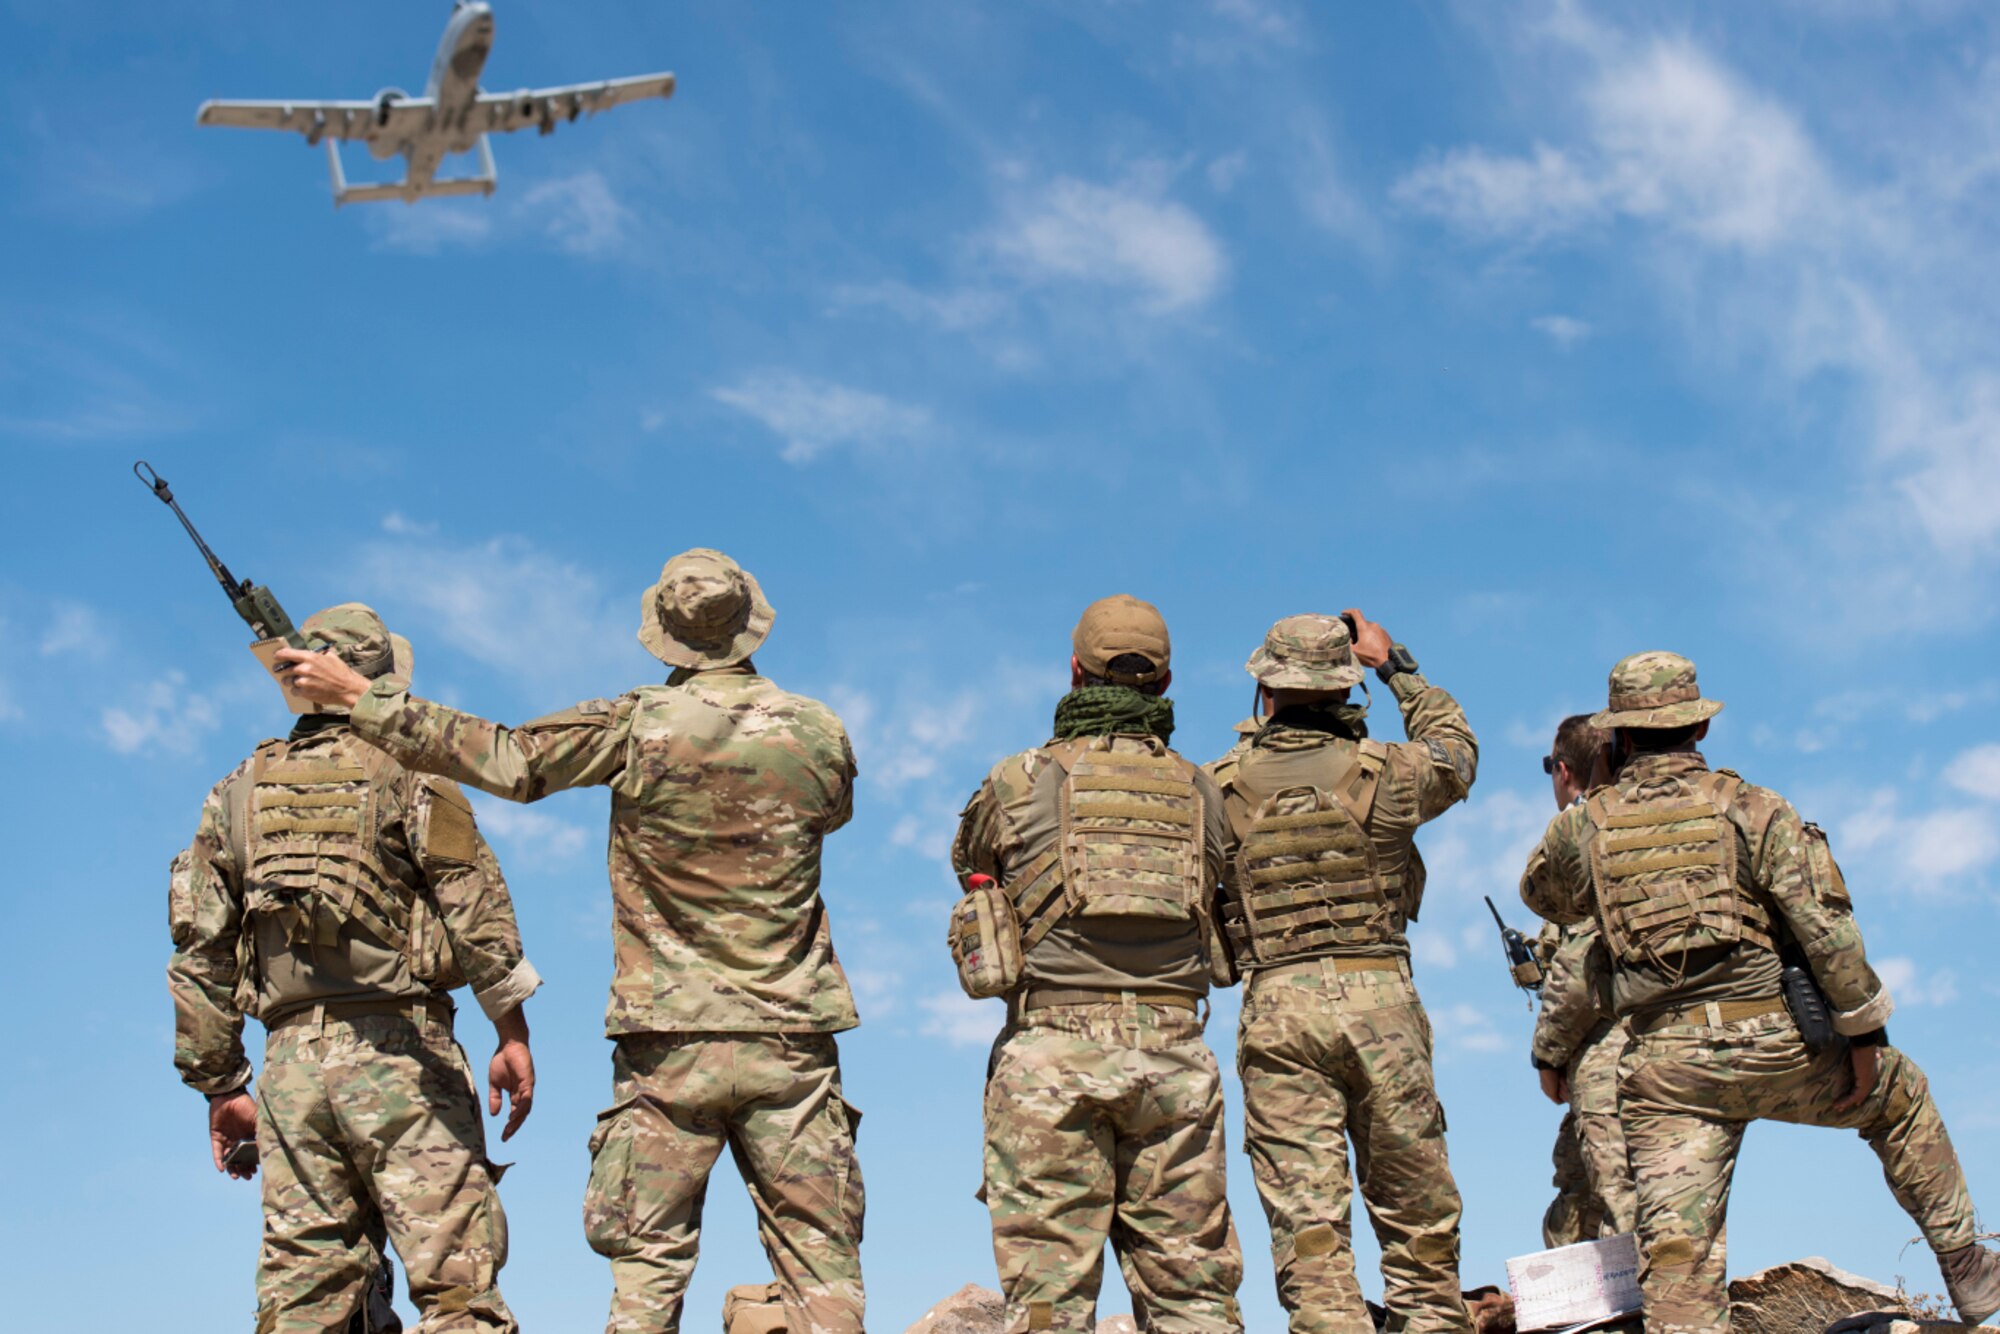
1520,751,1893,1033
1209,672,1477,962
352,665,860,1035
1532,920,1615,1071
953,731,1231,996
167,723,541,1097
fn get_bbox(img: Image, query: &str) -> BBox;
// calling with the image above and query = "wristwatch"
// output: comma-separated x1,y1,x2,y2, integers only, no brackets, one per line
1377,643,1419,684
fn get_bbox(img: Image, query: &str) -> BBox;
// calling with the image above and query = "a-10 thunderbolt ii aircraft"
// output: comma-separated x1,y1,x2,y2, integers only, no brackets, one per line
196,2,674,206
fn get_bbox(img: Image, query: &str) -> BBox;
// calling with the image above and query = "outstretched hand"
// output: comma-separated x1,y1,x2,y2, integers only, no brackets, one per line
209,1091,259,1179
273,647,370,711
1343,608,1393,669
489,1040,535,1142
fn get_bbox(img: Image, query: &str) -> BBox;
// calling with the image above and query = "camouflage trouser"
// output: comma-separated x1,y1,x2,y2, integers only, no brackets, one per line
257,1010,515,1334
1620,1010,1978,1334
1236,961,1467,1334
983,999,1244,1334
1543,1019,1637,1247
583,1032,865,1334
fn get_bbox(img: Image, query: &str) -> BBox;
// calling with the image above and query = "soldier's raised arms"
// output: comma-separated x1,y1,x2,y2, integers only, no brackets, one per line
171,604,536,1333
287,550,868,1334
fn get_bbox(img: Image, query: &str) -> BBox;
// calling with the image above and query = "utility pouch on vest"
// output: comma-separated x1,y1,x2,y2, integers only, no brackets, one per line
721,1283,787,1334
1058,738,1203,923
950,875,1024,1000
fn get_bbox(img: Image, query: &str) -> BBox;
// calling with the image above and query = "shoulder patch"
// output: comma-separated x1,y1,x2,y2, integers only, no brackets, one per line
424,781,479,863
1424,737,1472,786
521,697,619,731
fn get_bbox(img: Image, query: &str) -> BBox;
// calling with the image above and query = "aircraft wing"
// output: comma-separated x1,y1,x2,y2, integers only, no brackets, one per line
476,73,676,136
196,98,431,142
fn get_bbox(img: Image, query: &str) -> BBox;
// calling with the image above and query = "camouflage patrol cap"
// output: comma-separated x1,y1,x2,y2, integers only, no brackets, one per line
638,548,774,669
1073,594,1170,686
1591,651,1724,730
301,603,412,681
1245,614,1364,690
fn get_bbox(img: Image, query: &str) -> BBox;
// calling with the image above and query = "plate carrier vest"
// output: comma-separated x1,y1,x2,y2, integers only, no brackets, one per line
1005,735,1207,953
1227,739,1399,966
1585,769,1776,967
228,734,463,1013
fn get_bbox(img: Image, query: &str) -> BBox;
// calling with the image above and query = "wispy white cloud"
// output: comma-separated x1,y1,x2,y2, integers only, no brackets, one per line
359,516,637,697
0,308,200,442
1838,788,2000,884
466,791,592,867
919,989,1004,1047
1531,314,1593,347
365,170,635,260
1431,1001,1509,1056
40,602,107,658
1945,744,2000,802
712,373,934,464
1876,955,1960,1008
522,170,634,258
986,168,1228,314
1391,16,2000,624
100,671,222,755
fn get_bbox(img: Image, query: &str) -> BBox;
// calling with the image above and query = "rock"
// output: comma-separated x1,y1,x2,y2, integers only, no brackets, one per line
1726,1258,1912,1334
903,1285,1005,1333
897,1287,1135,1333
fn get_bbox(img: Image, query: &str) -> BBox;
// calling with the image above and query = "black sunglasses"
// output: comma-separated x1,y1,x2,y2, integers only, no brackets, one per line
1541,755,1557,775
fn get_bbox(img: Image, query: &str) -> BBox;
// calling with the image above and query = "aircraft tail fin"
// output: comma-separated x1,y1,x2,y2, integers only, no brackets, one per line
326,135,498,207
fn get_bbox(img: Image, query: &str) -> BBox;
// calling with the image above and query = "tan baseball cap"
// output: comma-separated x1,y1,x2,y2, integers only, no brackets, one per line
1073,594,1170,686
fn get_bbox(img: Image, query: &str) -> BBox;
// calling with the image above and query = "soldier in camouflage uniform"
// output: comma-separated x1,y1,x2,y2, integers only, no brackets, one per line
1531,714,1635,1248
282,551,865,1334
170,604,541,1334
953,595,1244,1334
1206,612,1477,1334
1520,652,2000,1334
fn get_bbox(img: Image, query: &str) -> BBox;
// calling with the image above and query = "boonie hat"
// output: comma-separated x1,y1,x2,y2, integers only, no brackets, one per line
1245,614,1364,691
302,602,412,681
1073,594,1170,686
638,548,774,669
1590,651,1724,730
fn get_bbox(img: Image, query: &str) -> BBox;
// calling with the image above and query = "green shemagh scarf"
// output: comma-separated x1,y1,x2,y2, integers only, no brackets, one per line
1052,685,1176,742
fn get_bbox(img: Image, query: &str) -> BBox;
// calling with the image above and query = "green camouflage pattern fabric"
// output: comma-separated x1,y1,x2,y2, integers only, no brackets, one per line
302,602,412,685
1236,962,1467,1334
583,1032,863,1334
1211,671,1475,1334
1532,921,1635,1244
983,1002,1244,1333
1588,651,1723,731
351,663,860,1035
1620,1011,1976,1334
168,726,540,1096
1243,614,1364,691
1520,752,1892,1028
1214,672,1476,965
257,1012,515,1333
953,735,1230,996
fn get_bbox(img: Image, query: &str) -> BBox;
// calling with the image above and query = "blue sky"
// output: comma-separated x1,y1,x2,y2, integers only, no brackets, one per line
5,0,2000,1328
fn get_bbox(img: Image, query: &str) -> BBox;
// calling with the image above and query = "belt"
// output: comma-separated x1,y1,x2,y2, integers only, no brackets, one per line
1634,998,1787,1035
266,996,453,1032
1017,987,1201,1013
1253,955,1404,980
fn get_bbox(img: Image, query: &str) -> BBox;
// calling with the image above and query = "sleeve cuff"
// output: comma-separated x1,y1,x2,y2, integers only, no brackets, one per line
1833,987,1894,1037
186,1062,254,1099
349,678,404,737
473,958,543,1022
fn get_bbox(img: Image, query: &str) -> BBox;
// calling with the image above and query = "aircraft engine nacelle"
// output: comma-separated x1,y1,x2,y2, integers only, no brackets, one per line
373,87,407,126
